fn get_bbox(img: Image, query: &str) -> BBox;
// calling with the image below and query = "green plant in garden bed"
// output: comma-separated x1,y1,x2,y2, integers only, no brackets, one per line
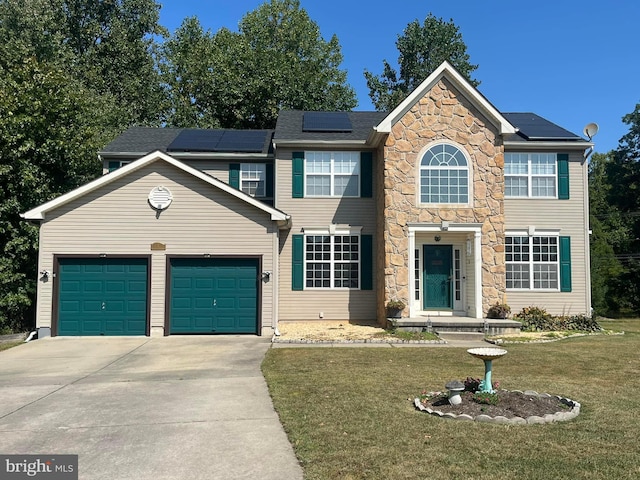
472,391,499,405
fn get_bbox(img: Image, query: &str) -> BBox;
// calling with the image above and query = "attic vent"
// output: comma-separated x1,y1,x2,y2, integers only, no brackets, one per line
148,186,173,210
303,112,352,132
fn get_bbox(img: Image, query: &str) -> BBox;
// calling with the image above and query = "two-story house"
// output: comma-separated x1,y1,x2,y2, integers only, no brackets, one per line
23,62,593,337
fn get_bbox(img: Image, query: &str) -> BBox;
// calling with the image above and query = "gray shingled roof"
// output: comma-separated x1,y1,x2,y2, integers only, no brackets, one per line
274,110,388,142
100,127,184,154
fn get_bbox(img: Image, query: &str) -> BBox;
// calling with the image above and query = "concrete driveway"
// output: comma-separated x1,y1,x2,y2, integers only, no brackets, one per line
0,336,303,480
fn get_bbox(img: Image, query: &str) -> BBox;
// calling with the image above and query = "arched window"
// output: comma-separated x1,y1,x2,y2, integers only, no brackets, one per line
419,143,469,204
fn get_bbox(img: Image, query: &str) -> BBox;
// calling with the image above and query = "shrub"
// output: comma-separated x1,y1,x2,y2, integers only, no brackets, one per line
487,302,511,319
514,307,603,332
513,306,555,331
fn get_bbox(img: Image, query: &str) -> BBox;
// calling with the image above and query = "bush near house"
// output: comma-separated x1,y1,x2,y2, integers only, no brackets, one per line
513,306,602,332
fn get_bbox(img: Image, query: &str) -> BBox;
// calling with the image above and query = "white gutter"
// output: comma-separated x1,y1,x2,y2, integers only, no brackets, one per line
504,140,593,149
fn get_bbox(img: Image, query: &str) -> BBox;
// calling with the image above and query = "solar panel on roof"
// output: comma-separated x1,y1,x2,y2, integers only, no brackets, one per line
503,113,581,141
215,130,268,152
303,112,352,132
166,129,269,153
166,130,224,152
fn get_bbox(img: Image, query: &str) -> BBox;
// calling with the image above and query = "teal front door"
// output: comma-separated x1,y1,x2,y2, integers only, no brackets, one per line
57,258,148,336
169,258,258,334
423,245,453,310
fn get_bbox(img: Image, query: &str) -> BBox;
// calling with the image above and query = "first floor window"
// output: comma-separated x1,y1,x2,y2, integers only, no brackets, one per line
305,234,359,288
506,235,559,290
240,163,266,197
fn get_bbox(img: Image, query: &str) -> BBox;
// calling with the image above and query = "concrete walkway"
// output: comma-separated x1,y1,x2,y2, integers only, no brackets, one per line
0,336,303,480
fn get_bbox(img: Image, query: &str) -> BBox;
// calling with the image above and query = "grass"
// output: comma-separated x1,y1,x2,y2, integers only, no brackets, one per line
0,340,23,352
377,328,440,341
262,319,640,479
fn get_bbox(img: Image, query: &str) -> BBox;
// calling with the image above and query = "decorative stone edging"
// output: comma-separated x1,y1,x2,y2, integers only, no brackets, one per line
271,335,446,345
414,390,581,424
486,331,624,345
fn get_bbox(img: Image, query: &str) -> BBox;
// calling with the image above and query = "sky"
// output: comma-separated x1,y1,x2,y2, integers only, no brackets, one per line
157,0,640,154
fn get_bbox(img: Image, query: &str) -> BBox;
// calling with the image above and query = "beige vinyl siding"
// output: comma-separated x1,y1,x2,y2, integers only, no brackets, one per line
181,160,230,181
504,152,590,315
275,148,377,321
36,161,277,333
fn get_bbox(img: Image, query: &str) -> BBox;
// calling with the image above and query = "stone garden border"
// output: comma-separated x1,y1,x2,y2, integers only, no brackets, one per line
272,336,445,345
414,390,581,424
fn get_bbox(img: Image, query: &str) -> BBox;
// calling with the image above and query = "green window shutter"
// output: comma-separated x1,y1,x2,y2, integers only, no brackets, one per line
292,152,304,198
557,154,569,200
360,234,373,290
229,163,240,189
560,236,572,292
265,163,274,198
108,161,120,173
292,234,304,290
360,152,373,198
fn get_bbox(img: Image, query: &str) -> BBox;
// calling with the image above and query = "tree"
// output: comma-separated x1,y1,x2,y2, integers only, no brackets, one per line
162,0,357,129
0,54,116,332
588,104,640,317
365,13,479,111
0,0,167,127
59,0,168,126
0,0,164,331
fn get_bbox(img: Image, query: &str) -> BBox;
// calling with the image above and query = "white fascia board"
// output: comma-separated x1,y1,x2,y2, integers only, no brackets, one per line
22,150,289,222
375,61,516,136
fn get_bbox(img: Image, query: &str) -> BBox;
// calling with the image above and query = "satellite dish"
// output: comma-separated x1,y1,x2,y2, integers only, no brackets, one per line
583,122,599,140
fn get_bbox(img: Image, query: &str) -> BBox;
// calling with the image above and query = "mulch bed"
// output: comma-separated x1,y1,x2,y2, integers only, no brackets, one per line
419,390,570,418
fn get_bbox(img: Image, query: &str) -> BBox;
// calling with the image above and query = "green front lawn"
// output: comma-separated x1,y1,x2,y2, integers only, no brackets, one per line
262,320,640,479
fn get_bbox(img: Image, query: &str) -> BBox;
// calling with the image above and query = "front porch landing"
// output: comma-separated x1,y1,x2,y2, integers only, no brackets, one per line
388,316,521,336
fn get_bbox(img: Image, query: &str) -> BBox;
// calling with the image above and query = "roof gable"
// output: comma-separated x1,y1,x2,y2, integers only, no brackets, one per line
374,61,516,136
22,151,289,222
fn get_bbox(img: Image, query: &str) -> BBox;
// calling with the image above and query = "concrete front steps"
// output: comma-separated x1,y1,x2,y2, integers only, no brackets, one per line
388,316,521,336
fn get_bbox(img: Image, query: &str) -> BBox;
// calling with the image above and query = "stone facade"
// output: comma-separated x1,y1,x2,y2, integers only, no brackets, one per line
380,78,506,320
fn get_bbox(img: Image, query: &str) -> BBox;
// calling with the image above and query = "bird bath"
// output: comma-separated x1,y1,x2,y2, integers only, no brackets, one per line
467,348,507,393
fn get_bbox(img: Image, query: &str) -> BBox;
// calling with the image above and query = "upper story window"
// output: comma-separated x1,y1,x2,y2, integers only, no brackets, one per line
505,153,557,198
305,151,360,197
419,143,469,204
240,163,266,197
107,160,132,173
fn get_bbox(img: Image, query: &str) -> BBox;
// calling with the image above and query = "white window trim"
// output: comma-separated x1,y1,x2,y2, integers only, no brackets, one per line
417,141,473,208
505,231,560,292
240,163,267,198
304,151,361,198
505,153,558,199
303,227,362,290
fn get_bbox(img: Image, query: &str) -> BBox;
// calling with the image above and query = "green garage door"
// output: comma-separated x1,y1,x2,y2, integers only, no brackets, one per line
57,258,148,336
170,258,258,334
